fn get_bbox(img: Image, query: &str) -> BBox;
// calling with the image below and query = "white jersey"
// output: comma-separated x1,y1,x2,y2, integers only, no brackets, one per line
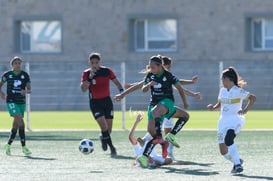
218,86,250,118
217,86,250,143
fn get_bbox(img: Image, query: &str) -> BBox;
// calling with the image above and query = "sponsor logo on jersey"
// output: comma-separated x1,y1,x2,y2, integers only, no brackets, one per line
153,83,162,89
9,75,13,78
21,75,25,79
220,98,241,104
163,76,167,81
13,80,22,87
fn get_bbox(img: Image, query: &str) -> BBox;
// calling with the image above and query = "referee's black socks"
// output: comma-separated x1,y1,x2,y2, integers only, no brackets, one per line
101,131,114,148
171,117,189,135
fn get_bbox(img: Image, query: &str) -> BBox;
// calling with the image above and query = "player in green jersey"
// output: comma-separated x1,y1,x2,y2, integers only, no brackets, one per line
0,56,32,156
137,55,190,168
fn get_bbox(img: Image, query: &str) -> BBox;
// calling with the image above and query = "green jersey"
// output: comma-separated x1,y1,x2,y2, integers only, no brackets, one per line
144,69,179,105
1,70,30,104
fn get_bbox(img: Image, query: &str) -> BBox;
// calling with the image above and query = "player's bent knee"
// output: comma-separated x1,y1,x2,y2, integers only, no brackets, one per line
224,129,236,146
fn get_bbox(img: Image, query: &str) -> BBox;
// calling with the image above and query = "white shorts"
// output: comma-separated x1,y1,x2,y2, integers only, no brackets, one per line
163,117,174,129
217,115,245,144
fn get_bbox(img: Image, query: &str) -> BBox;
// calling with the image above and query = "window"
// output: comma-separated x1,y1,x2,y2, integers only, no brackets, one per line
19,20,62,53
252,18,273,51
134,19,177,52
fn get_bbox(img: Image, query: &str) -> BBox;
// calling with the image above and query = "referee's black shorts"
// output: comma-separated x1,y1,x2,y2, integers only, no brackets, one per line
89,96,114,119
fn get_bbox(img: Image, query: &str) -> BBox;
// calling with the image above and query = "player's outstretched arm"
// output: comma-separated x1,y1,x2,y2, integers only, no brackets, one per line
207,102,221,111
129,113,143,145
174,83,189,109
238,94,256,115
179,75,198,85
183,88,202,100
142,81,156,92
114,81,144,102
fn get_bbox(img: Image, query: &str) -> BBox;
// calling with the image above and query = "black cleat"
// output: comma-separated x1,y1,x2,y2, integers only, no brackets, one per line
99,135,108,151
231,164,244,174
110,146,117,157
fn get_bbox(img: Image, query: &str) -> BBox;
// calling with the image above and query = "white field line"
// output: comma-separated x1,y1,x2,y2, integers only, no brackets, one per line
1,128,273,132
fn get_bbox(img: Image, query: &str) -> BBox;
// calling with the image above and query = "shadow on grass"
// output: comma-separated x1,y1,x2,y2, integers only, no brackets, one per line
160,166,219,176
111,154,135,160
89,170,104,173
25,155,57,161
171,160,214,167
158,161,218,176
234,174,273,180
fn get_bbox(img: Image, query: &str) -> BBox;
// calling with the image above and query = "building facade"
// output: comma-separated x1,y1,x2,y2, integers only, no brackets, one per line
0,0,272,110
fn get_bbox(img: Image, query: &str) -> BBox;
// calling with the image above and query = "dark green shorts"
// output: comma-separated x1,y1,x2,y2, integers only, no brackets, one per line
147,98,176,121
6,103,25,117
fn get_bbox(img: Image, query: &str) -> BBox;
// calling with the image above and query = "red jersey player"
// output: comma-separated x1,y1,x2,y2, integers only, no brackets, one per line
81,52,123,157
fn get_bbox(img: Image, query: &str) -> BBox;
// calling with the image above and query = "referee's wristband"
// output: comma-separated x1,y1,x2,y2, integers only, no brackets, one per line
119,88,124,93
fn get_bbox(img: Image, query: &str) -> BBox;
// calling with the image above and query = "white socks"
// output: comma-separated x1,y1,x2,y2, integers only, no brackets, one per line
223,151,233,163
227,144,241,165
142,132,153,142
167,142,173,154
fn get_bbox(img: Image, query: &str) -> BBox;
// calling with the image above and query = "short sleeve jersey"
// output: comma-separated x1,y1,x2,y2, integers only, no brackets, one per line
81,66,116,99
218,86,250,117
1,70,31,104
144,69,179,105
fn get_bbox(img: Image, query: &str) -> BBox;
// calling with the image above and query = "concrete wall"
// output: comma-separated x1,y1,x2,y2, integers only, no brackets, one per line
0,0,272,110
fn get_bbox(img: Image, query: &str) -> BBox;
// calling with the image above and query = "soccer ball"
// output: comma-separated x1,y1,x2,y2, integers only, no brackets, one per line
79,139,94,155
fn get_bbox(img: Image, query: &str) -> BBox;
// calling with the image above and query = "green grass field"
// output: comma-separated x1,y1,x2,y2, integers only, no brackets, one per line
0,110,272,130
0,130,272,181
0,111,272,180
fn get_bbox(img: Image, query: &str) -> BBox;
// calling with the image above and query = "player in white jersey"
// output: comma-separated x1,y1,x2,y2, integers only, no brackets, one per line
207,67,256,174
129,112,172,167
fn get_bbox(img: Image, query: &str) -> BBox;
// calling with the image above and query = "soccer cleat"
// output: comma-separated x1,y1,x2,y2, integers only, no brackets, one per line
110,146,117,157
5,144,11,156
99,135,108,151
137,155,149,168
231,159,244,173
231,164,243,174
22,146,32,155
161,141,169,158
165,133,180,148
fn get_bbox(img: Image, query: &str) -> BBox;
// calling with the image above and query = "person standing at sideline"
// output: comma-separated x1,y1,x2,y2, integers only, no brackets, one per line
207,67,256,174
0,56,32,156
81,52,124,157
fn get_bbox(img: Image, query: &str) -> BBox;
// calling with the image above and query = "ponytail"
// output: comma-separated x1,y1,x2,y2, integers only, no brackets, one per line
222,67,247,87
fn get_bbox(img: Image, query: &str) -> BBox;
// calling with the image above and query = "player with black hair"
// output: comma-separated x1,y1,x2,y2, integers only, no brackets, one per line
81,52,124,157
0,56,32,156
207,66,256,173
136,55,189,168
